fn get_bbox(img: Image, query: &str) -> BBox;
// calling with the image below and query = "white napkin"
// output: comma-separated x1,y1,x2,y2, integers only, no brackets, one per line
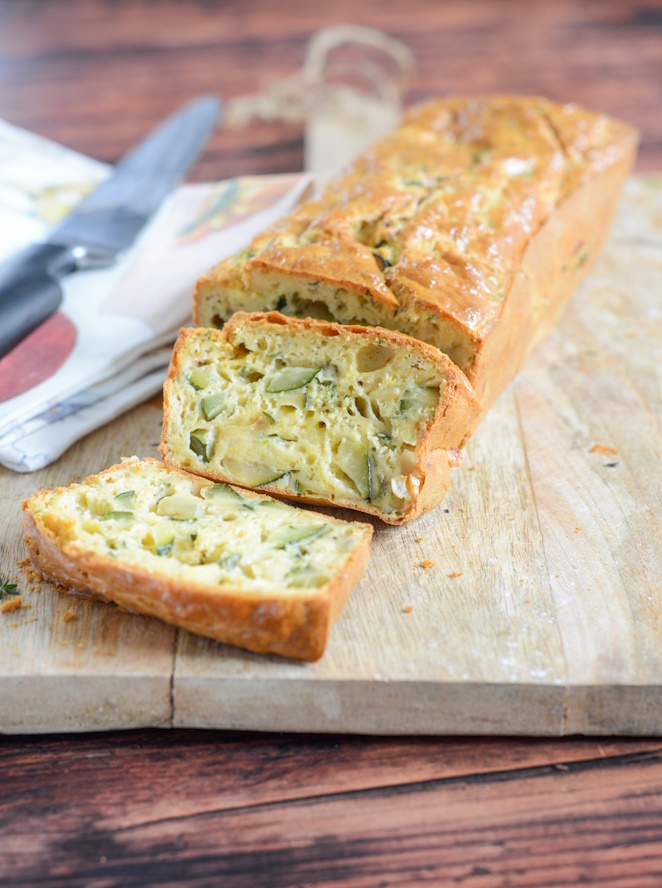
0,347,172,472
0,120,312,471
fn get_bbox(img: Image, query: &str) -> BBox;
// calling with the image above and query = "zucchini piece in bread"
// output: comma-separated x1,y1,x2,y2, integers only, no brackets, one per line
161,313,481,524
22,457,372,661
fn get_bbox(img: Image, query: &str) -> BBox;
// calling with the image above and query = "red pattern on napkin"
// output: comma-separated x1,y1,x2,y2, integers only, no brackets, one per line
0,312,77,403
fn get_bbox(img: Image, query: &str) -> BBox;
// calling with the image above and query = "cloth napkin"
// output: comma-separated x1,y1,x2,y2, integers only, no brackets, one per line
0,119,312,471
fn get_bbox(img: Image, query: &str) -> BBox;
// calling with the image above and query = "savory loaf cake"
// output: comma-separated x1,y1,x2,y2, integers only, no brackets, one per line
22,457,372,661
160,313,480,524
193,96,638,411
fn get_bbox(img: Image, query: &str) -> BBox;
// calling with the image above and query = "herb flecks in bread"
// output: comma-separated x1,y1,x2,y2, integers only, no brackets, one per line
22,458,372,661
194,96,637,413
161,314,480,524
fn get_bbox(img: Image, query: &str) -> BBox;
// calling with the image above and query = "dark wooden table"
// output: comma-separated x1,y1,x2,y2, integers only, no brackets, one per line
1,2,662,885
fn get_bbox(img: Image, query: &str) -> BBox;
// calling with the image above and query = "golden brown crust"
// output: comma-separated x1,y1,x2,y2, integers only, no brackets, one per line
193,95,638,415
22,458,372,662
466,125,638,406
160,315,481,524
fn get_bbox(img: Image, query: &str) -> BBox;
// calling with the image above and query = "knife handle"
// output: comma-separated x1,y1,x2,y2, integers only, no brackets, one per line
0,243,74,360
0,242,114,360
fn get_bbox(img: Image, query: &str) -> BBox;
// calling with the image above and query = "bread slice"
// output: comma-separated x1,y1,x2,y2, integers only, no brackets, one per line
160,313,481,524
193,96,637,413
22,457,372,661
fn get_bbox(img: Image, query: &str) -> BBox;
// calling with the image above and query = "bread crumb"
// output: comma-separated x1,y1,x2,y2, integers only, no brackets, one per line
8,621,18,628
24,616,38,624
2,596,22,614
403,605,413,613
419,560,435,569
575,525,582,533
16,557,45,592
589,443,618,456
415,537,424,543
62,611,76,623
449,571,463,579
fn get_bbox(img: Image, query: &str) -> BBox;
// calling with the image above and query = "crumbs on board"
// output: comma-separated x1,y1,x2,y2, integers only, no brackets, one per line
1,596,23,614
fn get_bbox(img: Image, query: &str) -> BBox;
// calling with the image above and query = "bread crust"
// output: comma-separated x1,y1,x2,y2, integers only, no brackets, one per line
160,314,481,524
466,130,637,407
22,458,372,662
193,96,638,417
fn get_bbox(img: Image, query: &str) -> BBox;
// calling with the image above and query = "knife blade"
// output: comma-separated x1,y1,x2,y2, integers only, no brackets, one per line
0,95,222,359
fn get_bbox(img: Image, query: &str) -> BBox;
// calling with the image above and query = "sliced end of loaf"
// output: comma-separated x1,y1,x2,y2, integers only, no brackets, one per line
22,457,372,661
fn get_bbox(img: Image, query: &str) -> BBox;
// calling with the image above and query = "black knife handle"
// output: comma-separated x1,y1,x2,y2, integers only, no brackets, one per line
0,242,116,360
0,242,78,359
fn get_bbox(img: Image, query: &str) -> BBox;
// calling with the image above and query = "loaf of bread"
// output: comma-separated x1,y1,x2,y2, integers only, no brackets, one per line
22,457,372,661
193,96,637,411
161,313,480,524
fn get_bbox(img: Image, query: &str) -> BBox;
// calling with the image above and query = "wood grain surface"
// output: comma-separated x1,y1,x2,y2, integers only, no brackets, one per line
0,0,661,177
1,0,662,885
2,730,662,886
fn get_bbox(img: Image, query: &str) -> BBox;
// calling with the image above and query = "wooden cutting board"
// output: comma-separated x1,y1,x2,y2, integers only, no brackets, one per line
1,175,661,736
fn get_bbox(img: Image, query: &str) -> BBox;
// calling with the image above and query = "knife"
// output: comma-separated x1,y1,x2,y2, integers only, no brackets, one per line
0,95,222,359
